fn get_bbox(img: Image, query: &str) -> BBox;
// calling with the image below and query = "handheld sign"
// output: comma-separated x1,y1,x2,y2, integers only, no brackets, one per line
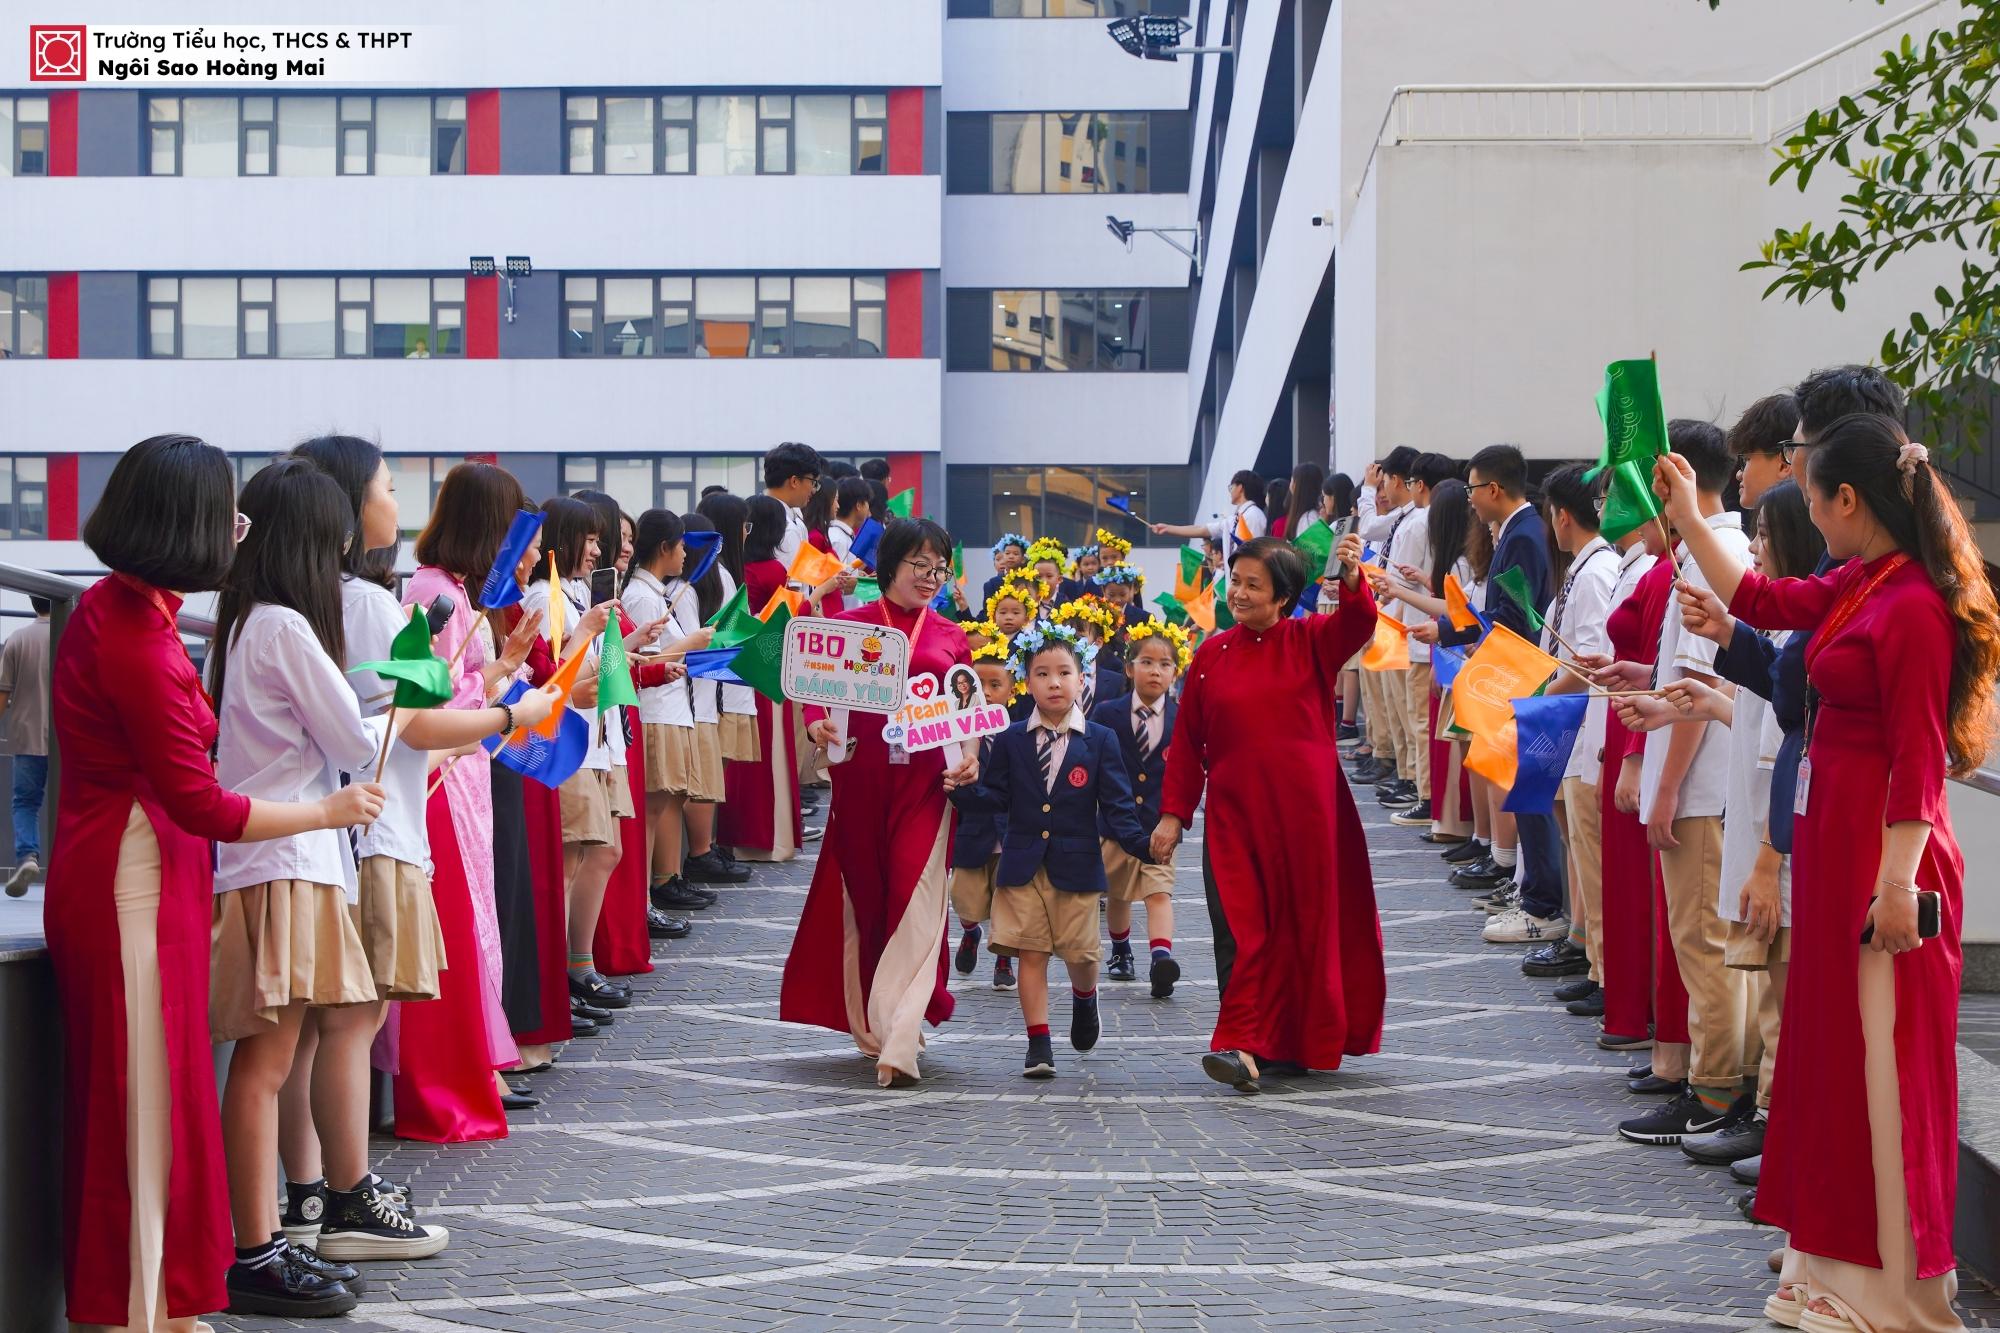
780,616,909,714
882,667,1011,753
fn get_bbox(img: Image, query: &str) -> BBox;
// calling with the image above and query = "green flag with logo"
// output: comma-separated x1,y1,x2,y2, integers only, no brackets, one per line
1598,458,1664,544
1587,358,1669,482
350,606,453,709
729,602,794,704
705,585,762,648
596,619,639,714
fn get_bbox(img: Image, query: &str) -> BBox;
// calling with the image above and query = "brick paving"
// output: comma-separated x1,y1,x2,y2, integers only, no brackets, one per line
214,790,2000,1332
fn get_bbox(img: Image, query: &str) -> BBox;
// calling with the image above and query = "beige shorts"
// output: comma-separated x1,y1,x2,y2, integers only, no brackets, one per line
990,868,1102,965
691,720,726,803
1101,839,1174,903
354,855,443,1002
210,879,378,1042
720,711,760,763
1725,920,1792,971
950,858,1000,925
559,766,627,846
644,721,698,798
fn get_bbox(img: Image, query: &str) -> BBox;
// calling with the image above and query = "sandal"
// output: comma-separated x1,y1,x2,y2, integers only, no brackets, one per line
1201,1050,1260,1093
1798,1298,1861,1333
1763,1284,1804,1329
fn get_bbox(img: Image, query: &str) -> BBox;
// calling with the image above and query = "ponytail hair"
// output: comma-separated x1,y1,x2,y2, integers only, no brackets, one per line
1808,412,2000,773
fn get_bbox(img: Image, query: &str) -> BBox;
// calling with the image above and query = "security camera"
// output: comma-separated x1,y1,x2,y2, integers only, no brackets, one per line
1310,213,1327,227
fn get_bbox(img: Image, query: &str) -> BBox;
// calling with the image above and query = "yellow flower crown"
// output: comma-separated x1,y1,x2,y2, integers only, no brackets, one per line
1024,536,1070,572
991,573,1043,609
970,637,1028,698
963,618,1000,641
1053,596,1118,637
1126,617,1194,673
1094,527,1134,561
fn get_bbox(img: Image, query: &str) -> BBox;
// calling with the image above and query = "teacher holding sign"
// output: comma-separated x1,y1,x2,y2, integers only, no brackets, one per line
782,519,980,1087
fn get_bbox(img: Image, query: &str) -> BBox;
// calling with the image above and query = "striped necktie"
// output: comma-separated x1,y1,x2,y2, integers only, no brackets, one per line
1135,705,1155,765
1037,727,1057,790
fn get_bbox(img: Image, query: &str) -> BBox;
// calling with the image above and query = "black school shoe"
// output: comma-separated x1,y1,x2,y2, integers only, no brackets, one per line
1106,950,1137,982
651,875,715,911
955,925,983,975
225,1247,357,1318
1552,977,1598,1004
1071,993,1101,1052
287,1243,366,1296
1565,992,1606,1018
1616,1084,1728,1145
1023,1033,1056,1079
1521,939,1590,977
1150,954,1181,999
571,994,615,1027
684,848,752,883
1441,839,1488,865
647,905,691,939
1450,857,1510,890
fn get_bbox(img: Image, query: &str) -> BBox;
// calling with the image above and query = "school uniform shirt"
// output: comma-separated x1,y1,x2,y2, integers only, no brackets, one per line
1206,501,1267,559
1541,535,1620,781
214,603,383,899
1638,511,1751,824
1718,638,1792,927
1384,502,1432,662
340,576,430,868
715,566,758,721
1088,691,1174,836
623,568,694,727
520,577,621,772
828,519,855,563
776,501,809,578
1579,542,1657,779
1442,502,1548,648
1355,490,1406,545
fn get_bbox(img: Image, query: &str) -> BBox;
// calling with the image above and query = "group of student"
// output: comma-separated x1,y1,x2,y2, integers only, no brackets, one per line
41,434,917,1326
1338,364,1994,1332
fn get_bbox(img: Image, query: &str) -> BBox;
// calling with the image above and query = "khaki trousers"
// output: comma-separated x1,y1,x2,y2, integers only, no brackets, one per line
1374,668,1411,779
1400,662,1433,792
1359,667,1389,759
1561,776,1604,982
1657,815,1745,1093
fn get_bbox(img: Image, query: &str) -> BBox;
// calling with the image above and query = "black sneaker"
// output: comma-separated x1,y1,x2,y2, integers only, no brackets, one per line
1450,857,1509,890
1730,1154,1762,1186
1336,722,1360,743
280,1178,327,1246
684,848,752,884
1522,939,1590,977
992,957,1017,990
1023,1033,1056,1079
1616,1084,1728,1145
1352,758,1394,785
1681,1100,1764,1165
650,875,714,911
1565,992,1606,1018
225,1248,357,1318
1599,1030,1654,1051
1627,1072,1678,1095
1106,950,1137,982
287,1242,366,1296
316,1180,450,1261
1149,954,1181,999
1070,993,1101,1052
1441,839,1488,865
955,925,983,974
1376,779,1422,808
648,904,691,938
1552,977,1598,1003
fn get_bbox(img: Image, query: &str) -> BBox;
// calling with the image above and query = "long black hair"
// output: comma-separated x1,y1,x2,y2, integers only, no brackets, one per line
1426,479,1473,598
1752,480,1823,582
1286,462,1324,538
680,511,725,622
744,494,788,565
540,495,601,580
290,433,395,588
572,488,626,574
697,491,749,585
208,459,352,709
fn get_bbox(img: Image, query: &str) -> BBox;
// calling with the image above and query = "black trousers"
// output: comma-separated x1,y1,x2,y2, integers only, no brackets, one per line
489,763,543,1035
1203,845,1235,999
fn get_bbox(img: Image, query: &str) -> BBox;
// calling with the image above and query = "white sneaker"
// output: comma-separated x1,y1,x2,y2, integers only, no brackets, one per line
4,855,37,897
1483,908,1570,944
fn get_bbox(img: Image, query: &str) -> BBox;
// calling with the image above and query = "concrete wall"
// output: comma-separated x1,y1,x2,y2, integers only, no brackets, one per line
943,371,1188,467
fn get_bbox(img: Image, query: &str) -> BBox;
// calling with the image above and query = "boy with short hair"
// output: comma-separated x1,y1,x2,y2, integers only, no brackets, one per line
950,624,1154,1078
1093,621,1189,998
952,642,1022,992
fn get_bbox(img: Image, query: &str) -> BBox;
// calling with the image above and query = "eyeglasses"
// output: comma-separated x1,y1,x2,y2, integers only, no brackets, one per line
233,512,252,544
904,561,951,584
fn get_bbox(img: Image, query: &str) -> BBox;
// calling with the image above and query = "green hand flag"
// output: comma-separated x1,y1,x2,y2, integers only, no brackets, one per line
705,585,763,649
1586,358,1669,482
1175,545,1206,600
848,575,882,607
596,619,639,714
885,488,915,519
351,606,453,709
1291,517,1334,573
1598,458,1664,544
728,601,794,704
1151,591,1189,627
1213,577,1235,630
1492,567,1546,634
950,542,964,583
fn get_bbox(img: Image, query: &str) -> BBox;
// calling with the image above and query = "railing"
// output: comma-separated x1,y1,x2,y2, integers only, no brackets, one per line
1354,0,1948,196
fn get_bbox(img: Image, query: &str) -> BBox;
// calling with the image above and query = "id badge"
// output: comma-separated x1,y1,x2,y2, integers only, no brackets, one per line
1793,756,1811,818
888,739,910,766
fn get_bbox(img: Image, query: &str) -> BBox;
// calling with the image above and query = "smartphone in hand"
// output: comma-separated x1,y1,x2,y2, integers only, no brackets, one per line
1859,891,1942,945
589,567,619,607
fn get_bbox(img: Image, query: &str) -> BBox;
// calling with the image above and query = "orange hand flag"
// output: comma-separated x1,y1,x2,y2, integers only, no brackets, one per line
1360,613,1410,672
757,585,804,622
1235,512,1255,543
1181,580,1217,633
514,639,588,742
1464,716,1519,787
1450,625,1558,743
787,542,845,590
1444,573,1482,633
546,550,565,663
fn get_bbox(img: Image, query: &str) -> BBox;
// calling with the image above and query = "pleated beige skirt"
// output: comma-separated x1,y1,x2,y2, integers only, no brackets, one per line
355,855,444,1002
209,880,378,1043
690,720,726,804
644,721,698,797
720,712,760,763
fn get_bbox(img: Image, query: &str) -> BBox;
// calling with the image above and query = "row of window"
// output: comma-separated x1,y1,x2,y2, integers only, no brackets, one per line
947,111,1189,195
944,463,1190,550
562,275,886,359
146,276,468,360
0,278,47,359
947,0,1188,15
147,95,468,177
564,93,888,177
0,97,49,177
945,288,1190,372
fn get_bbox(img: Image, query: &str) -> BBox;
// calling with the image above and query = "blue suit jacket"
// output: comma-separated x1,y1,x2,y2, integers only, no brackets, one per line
1088,692,1176,838
1439,503,1552,647
1711,552,1832,853
951,735,1009,869
951,718,1152,892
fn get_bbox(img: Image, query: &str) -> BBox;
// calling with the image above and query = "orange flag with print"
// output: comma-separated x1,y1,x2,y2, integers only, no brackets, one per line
1451,625,1558,743
787,542,845,590
1235,511,1255,543
758,585,804,622
1465,717,1519,787
1360,613,1410,672
1181,579,1218,632
1444,573,1482,633
512,638,588,742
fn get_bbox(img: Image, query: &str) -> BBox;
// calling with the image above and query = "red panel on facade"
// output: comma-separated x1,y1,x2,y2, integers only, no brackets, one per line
47,272,78,359
467,90,501,175
465,452,498,464
467,275,498,359
887,453,924,519
885,271,922,360
887,88,924,176
47,455,77,541
49,91,77,176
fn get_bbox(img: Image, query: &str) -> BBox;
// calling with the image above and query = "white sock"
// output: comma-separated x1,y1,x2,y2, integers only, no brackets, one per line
1492,844,1519,869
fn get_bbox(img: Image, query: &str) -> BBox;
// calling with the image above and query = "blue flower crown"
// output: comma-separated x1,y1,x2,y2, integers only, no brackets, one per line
990,532,1029,559
1093,562,1143,587
1008,619,1086,679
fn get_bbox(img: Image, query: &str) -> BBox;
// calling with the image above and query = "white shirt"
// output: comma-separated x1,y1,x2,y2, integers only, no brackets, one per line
714,566,758,718
1719,644,1792,926
775,500,808,577
1579,541,1658,778
1130,692,1165,754
829,519,855,563
521,577,620,771
215,604,384,899
1356,493,1407,545
1640,511,1750,823
1205,501,1267,557
340,577,430,869
623,568,692,727
1384,503,1432,662
1542,535,1620,780
668,574,718,723
1031,705,1088,794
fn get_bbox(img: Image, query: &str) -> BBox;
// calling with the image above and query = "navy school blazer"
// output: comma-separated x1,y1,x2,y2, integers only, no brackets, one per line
1437,503,1552,648
950,734,1009,869
1088,691,1176,838
950,718,1153,892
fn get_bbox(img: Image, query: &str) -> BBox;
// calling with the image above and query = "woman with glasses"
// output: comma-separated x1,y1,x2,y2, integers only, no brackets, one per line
784,518,980,1086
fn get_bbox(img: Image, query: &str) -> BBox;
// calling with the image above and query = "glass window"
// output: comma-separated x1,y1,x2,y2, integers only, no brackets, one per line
600,458,653,519
794,278,852,358
696,95,756,176
338,277,370,302
372,277,430,357
694,277,754,358
244,97,274,121
243,127,272,176
243,306,270,357
990,467,1038,541
1097,112,1147,192
177,97,237,177
149,98,179,122
277,97,336,176
565,277,598,302
0,103,11,179
148,306,176,358
661,95,693,120
432,97,466,174
433,306,462,356
856,306,884,356
277,277,336,358
664,124,691,173
795,95,853,175
659,303,690,355
341,126,370,175
566,305,594,354
991,290,1046,371
567,124,595,174
387,457,435,534
603,97,654,174
149,278,179,301
241,277,272,302
567,97,598,121
1043,466,1098,545
375,97,430,176
854,95,886,120
181,278,238,360
150,126,176,176
990,114,1040,194
1097,290,1145,370
1051,290,1096,371
340,306,368,357
433,277,464,303
603,277,655,356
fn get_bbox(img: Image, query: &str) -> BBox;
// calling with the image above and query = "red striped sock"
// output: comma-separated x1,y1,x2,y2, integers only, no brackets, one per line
1072,986,1096,1000
1027,1023,1051,1038
1149,938,1172,958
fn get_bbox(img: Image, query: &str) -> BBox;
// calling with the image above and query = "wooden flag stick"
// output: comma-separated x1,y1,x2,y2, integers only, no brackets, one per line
370,705,400,784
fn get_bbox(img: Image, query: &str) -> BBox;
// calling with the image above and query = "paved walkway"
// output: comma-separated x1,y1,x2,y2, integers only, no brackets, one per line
215,794,2000,1332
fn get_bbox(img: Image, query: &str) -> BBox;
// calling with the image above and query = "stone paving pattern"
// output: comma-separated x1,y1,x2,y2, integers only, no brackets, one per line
214,793,2000,1331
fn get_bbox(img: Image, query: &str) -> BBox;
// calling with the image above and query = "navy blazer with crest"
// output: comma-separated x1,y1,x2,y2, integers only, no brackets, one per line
1087,691,1176,838
950,734,1009,869
950,715,1152,893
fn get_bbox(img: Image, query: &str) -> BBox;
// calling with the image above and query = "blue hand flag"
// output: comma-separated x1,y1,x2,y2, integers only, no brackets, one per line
1107,495,1134,515
479,510,544,611
682,529,723,585
1431,642,1465,693
848,518,884,572
482,678,590,787
683,647,747,685
1500,693,1590,814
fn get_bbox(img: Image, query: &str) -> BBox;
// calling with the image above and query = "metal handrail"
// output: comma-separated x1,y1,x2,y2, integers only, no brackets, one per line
0,561,215,637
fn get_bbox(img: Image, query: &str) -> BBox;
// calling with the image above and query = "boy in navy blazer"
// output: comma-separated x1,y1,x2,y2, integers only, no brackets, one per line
949,624,1153,1079
1089,621,1188,998
951,643,1018,992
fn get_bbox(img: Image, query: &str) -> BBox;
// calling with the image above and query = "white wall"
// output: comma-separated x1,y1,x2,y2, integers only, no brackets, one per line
943,194,1191,289
1330,167,1376,481
941,19,1192,111
6,175,941,273
6,358,942,456
943,371,1186,466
